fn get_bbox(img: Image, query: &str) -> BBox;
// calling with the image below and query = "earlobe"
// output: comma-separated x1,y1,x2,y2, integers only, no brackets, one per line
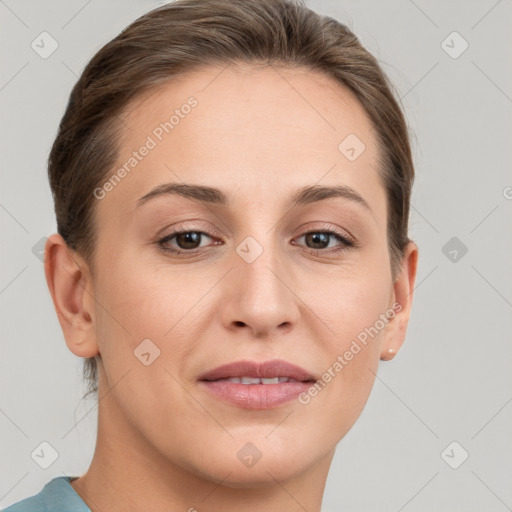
380,241,419,361
380,347,396,361
44,233,99,359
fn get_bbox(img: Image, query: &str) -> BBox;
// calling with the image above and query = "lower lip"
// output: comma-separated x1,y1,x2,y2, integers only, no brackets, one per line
199,380,315,409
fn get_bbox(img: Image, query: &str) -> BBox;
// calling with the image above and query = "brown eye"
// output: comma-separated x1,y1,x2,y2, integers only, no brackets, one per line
294,229,355,253
305,232,332,249
174,232,203,250
157,230,215,254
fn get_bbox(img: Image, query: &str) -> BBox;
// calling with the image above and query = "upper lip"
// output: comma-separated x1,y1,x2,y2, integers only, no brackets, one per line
198,359,317,382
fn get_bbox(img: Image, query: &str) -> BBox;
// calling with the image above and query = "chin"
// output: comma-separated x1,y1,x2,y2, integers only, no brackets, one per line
182,442,318,489
198,462,304,489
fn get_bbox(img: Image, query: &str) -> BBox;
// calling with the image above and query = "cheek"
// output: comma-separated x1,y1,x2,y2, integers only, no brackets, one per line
303,263,392,348
297,266,391,415
92,256,209,374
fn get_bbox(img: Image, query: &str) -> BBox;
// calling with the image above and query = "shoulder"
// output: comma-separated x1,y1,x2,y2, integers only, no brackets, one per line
2,492,45,512
2,476,89,512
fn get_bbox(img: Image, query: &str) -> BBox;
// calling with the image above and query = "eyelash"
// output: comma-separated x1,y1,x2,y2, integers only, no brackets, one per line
155,223,357,256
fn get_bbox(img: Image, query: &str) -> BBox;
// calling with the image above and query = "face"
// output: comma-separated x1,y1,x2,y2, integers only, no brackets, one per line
70,63,414,486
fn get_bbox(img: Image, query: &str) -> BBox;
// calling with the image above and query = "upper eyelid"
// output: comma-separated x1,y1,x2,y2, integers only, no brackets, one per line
159,224,355,247
160,221,221,237
161,223,350,237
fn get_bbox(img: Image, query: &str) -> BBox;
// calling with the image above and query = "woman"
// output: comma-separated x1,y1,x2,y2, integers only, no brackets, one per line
5,0,418,510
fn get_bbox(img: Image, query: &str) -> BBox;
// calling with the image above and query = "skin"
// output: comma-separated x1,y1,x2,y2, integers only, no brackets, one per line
45,62,418,512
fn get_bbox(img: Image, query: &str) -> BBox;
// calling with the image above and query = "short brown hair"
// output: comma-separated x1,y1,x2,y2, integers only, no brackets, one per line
48,0,415,399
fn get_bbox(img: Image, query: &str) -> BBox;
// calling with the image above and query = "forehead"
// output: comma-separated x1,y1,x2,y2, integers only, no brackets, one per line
119,62,378,151
98,63,385,220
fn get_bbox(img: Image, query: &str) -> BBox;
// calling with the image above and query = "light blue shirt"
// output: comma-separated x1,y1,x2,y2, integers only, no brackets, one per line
2,476,90,512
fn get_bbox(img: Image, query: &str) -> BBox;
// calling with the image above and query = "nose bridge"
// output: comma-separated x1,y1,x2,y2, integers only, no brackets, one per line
234,203,283,286
238,234,283,299
221,224,298,336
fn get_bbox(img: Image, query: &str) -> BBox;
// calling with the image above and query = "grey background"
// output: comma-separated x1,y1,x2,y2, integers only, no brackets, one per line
1,0,511,510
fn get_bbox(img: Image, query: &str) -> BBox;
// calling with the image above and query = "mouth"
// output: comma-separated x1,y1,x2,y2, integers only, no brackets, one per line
208,376,307,384
197,359,318,409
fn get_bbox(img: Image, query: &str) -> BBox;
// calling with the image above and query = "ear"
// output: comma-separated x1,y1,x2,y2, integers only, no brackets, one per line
380,241,419,361
44,233,99,358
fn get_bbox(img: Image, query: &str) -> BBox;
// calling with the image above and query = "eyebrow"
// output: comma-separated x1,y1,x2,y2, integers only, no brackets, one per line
136,182,371,211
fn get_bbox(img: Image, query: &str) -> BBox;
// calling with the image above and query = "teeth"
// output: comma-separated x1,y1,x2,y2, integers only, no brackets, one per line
240,376,261,384
219,377,301,384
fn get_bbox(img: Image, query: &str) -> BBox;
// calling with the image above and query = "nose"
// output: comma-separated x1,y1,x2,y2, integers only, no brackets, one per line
219,238,300,338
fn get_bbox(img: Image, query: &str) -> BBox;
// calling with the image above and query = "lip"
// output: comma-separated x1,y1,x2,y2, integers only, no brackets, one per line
197,359,318,410
197,359,318,382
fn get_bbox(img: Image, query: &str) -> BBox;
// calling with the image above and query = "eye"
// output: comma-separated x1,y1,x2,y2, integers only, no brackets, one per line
156,228,218,255
154,223,357,257
293,227,355,254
